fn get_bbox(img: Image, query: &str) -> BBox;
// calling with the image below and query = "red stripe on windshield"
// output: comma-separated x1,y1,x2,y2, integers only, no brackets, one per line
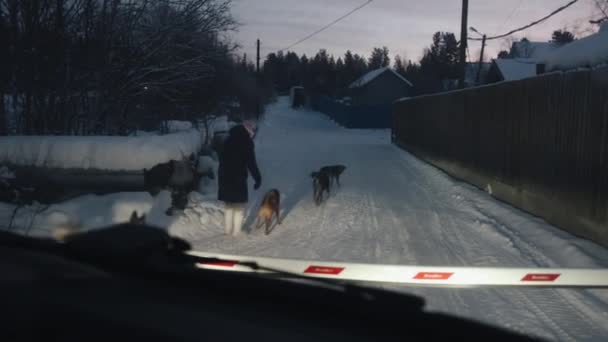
414,272,453,280
521,273,560,282
304,266,344,275
198,260,238,267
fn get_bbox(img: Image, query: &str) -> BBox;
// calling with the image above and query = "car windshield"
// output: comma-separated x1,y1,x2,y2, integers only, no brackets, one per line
1,0,608,340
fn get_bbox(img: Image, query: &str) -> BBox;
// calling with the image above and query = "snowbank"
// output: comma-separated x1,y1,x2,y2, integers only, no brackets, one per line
0,129,203,171
211,116,232,133
0,190,224,240
129,130,158,137
545,25,608,71
0,192,155,237
164,120,193,132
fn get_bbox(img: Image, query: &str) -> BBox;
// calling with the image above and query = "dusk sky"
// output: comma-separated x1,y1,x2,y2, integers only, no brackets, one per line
229,0,600,64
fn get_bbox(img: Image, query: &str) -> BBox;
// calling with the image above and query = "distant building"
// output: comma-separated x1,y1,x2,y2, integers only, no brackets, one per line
487,27,608,83
544,23,608,72
486,59,539,83
289,86,306,108
348,67,413,105
508,39,560,60
486,38,560,83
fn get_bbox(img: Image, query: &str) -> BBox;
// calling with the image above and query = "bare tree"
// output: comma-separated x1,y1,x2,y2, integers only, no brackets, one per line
0,0,239,136
594,0,608,19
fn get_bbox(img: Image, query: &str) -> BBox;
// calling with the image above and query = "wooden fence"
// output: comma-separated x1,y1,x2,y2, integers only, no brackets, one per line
393,67,608,247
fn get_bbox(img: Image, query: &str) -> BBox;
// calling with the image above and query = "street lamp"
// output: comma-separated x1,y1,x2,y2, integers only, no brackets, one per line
469,26,484,37
468,27,487,84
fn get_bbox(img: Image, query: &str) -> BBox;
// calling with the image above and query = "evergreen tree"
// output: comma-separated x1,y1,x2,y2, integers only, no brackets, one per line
393,55,407,76
352,53,368,79
420,31,460,81
497,50,509,59
368,46,390,69
551,30,575,45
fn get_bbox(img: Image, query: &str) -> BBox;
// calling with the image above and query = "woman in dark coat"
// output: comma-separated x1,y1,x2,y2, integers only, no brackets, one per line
218,124,261,236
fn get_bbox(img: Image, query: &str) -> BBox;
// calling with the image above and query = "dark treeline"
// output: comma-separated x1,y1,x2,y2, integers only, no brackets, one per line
262,31,462,98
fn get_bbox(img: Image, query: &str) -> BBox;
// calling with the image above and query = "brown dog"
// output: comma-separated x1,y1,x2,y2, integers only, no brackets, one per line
256,189,281,235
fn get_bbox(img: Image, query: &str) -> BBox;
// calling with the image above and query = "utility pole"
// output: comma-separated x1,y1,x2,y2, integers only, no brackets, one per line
475,34,486,84
458,0,469,89
256,39,261,120
256,39,260,74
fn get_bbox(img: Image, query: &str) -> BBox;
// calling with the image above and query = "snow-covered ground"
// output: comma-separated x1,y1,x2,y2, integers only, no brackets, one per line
164,120,193,133
2,97,608,341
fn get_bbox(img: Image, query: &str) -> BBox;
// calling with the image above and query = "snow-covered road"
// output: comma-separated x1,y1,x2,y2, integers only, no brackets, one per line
183,97,608,341
187,98,608,267
2,97,608,340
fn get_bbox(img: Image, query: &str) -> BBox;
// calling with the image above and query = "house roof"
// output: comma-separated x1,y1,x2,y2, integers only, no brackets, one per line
511,40,560,61
349,67,413,89
492,24,608,79
545,24,608,71
493,58,538,81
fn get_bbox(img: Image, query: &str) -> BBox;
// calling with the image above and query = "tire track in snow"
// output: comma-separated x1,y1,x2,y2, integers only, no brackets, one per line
503,289,578,342
365,194,382,260
388,146,608,340
390,150,505,266
465,203,608,340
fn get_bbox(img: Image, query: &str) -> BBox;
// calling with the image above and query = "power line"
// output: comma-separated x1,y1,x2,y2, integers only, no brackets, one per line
470,0,580,41
278,0,374,53
493,0,523,36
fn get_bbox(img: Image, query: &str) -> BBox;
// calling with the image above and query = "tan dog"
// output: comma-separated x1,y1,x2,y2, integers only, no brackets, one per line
255,189,281,235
